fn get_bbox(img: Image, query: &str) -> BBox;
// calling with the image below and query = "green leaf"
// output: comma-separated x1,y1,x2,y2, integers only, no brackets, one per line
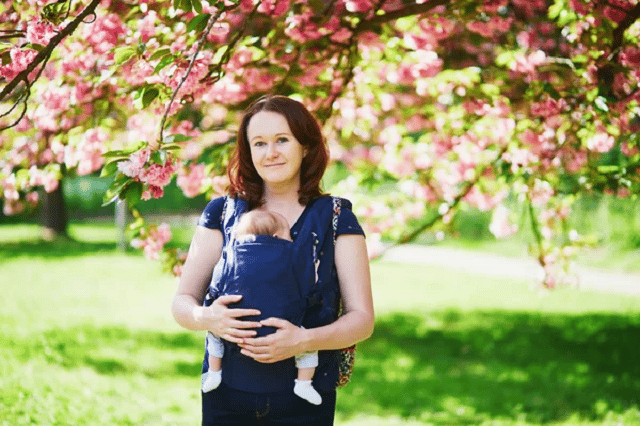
103,149,125,158
154,55,175,74
142,87,159,109
102,175,132,206
187,13,210,33
192,0,203,14
114,46,136,66
163,144,183,151
597,165,619,174
149,48,172,61
178,0,193,12
100,160,121,178
150,149,167,165
572,54,588,64
165,134,192,143
125,181,144,207
122,141,148,155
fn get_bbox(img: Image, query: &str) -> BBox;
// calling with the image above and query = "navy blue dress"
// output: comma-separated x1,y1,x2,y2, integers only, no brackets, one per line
198,195,364,393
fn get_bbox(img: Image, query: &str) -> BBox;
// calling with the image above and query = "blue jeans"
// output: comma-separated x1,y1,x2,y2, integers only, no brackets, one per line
202,382,336,425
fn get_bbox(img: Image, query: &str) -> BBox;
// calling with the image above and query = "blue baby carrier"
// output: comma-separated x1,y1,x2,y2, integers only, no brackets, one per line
202,195,343,393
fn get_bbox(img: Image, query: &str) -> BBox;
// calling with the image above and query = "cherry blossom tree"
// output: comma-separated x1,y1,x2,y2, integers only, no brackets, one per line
1,0,639,286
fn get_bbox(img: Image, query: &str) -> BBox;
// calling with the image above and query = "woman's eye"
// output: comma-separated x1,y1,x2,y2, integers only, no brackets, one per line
277,137,289,143
253,141,265,147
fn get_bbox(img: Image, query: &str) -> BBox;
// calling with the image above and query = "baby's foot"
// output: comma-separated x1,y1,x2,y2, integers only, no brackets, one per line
201,370,222,393
293,379,322,405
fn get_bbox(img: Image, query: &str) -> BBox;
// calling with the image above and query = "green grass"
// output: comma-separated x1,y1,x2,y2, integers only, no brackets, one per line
1,223,640,425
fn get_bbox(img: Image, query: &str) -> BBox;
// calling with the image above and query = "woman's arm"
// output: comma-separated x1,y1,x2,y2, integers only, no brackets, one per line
239,234,374,362
171,226,262,343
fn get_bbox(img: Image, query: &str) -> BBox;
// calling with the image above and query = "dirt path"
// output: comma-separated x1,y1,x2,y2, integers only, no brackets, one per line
381,244,640,295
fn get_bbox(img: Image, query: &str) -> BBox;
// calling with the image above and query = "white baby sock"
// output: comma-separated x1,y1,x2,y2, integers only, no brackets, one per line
293,379,322,405
201,369,222,393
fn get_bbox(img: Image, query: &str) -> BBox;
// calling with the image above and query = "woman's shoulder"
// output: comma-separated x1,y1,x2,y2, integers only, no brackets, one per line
197,196,227,230
318,195,365,237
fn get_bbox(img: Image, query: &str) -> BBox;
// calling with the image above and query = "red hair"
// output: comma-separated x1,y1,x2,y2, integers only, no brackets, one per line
227,95,328,208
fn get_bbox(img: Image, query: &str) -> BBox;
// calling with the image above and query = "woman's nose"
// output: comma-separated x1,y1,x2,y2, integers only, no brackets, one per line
266,142,278,158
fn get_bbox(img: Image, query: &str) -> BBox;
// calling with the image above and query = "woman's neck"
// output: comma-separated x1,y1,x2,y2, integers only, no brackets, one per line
261,183,305,226
262,181,301,207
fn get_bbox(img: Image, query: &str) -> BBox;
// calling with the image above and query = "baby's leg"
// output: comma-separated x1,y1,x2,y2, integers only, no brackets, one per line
293,351,322,405
202,333,224,392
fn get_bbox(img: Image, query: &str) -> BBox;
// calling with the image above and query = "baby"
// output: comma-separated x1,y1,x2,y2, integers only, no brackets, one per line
202,210,322,405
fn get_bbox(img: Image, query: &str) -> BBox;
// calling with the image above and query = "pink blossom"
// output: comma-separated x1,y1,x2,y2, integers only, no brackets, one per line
531,97,567,118
619,46,640,68
207,22,230,44
138,11,157,43
603,1,630,23
140,158,176,187
142,185,165,200
26,20,58,45
510,50,546,74
489,204,518,239
586,133,614,153
83,13,127,54
346,0,373,13
118,149,151,179
3,199,25,216
529,179,554,207
173,264,183,277
258,0,290,16
133,223,172,260
2,175,19,201
26,191,39,204
0,48,38,80
177,163,206,198
74,128,108,175
211,175,230,196
330,28,352,43
570,0,590,15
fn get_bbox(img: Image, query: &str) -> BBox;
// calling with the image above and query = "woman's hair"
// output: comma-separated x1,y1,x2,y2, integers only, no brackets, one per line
227,95,328,208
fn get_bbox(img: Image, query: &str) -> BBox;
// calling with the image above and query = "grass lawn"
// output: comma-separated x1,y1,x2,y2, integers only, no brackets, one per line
1,223,640,425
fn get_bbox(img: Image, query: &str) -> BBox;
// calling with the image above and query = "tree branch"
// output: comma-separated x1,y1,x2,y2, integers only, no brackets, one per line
612,2,640,53
0,0,100,101
0,0,101,126
355,0,449,33
158,7,228,144
386,144,509,249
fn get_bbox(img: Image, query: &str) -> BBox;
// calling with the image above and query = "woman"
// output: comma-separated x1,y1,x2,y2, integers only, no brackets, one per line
171,95,374,425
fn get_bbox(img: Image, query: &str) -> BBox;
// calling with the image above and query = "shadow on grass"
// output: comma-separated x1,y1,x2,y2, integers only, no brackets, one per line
338,310,640,424
5,311,640,424
0,239,117,262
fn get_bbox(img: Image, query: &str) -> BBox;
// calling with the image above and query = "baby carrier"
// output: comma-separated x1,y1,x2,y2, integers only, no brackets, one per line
202,195,353,393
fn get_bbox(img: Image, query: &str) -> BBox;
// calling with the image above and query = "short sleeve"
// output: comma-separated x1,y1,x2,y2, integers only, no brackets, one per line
197,196,226,230
336,203,365,237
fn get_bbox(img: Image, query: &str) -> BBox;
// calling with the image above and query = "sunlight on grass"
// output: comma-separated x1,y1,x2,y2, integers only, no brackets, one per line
2,223,640,425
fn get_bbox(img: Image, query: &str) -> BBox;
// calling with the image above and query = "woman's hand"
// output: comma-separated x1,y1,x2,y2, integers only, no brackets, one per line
207,295,262,345
238,318,307,363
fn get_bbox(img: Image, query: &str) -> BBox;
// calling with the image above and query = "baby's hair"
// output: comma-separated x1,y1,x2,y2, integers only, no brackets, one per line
236,210,289,238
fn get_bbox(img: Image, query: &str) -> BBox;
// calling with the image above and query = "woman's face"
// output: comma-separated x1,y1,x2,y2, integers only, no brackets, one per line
246,111,306,190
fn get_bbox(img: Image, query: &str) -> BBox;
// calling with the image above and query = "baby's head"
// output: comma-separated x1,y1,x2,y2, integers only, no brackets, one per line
235,210,292,241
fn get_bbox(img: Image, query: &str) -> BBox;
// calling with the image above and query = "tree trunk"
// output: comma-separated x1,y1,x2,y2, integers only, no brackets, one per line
41,181,68,241
115,200,128,251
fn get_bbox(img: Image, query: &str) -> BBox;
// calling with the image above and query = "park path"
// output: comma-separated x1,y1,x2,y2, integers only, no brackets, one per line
381,244,640,295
